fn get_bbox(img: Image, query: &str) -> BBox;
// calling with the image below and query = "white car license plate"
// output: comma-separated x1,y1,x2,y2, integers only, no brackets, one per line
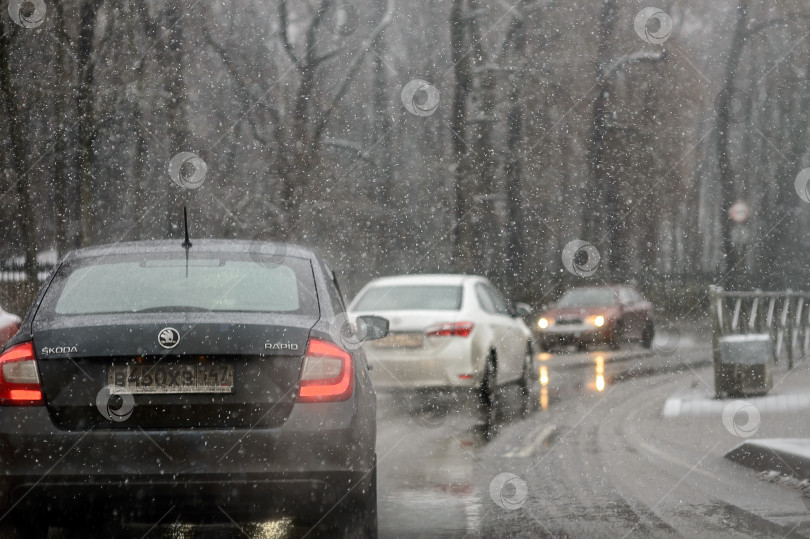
107,364,234,394
373,332,424,349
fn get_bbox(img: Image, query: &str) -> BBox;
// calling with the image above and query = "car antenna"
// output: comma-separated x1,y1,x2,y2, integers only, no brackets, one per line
181,206,192,277
182,206,192,249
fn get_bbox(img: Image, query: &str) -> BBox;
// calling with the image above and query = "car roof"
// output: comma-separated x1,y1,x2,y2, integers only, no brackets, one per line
62,239,318,261
361,274,484,287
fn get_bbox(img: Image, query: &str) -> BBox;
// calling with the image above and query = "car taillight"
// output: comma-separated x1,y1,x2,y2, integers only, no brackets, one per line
425,321,474,338
298,339,353,403
0,342,43,405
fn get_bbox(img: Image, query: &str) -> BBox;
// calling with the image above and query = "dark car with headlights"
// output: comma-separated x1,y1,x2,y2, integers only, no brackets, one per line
0,240,387,537
536,286,654,351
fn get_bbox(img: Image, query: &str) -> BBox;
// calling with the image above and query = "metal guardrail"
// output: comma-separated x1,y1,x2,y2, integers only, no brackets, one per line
709,286,810,369
0,271,52,283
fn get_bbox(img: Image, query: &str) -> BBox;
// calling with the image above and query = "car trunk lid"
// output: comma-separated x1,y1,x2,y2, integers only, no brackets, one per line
32,313,316,430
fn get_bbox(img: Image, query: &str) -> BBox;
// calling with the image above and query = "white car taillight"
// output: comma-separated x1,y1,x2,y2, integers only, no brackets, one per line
425,321,474,338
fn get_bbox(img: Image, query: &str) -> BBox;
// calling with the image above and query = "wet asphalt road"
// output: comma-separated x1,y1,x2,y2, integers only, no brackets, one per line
125,332,810,537
374,341,810,538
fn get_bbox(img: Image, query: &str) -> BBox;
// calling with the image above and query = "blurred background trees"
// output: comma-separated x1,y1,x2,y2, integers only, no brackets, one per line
2,0,810,310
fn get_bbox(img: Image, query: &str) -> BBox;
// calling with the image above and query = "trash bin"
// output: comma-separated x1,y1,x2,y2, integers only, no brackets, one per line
715,334,774,398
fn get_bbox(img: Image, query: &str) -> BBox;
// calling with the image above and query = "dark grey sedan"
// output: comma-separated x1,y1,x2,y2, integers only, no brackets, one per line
0,240,386,537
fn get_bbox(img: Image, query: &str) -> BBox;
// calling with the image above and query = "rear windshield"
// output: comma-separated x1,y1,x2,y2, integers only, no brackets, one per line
352,285,462,311
38,252,319,316
557,288,618,308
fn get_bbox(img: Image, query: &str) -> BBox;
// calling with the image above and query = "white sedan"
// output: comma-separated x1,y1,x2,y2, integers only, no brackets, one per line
348,274,534,409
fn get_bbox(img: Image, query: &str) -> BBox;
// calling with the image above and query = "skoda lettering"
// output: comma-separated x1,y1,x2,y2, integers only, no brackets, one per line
41,346,78,355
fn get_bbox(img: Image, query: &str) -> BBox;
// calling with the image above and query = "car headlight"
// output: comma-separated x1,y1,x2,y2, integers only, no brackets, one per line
593,315,605,327
538,317,550,329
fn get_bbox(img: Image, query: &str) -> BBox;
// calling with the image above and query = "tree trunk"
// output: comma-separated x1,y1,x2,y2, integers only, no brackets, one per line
164,0,191,237
76,0,104,247
715,0,749,288
472,64,497,278
450,0,474,272
466,0,495,278
372,0,394,266
0,22,38,292
504,13,526,298
758,41,810,289
52,0,71,255
585,0,618,244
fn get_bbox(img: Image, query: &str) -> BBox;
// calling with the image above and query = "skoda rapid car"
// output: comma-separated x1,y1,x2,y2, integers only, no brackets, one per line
536,285,654,351
348,275,534,411
0,240,387,537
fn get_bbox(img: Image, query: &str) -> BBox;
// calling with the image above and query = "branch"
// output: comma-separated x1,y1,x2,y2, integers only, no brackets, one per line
279,0,302,69
323,138,377,167
202,27,281,146
315,46,345,64
743,17,800,39
137,2,159,41
313,0,394,141
602,49,666,81
133,1,160,72
91,5,115,70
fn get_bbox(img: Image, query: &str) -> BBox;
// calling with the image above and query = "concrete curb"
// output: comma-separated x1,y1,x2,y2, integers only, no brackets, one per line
725,438,810,481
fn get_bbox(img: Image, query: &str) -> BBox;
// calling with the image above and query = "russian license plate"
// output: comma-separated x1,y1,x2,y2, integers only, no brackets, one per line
107,363,234,394
373,332,424,349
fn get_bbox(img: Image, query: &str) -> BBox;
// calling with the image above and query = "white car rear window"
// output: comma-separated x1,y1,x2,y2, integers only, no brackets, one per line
353,285,462,311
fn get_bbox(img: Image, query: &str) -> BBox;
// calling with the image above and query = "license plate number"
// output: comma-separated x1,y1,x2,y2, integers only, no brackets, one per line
107,364,234,394
373,332,424,349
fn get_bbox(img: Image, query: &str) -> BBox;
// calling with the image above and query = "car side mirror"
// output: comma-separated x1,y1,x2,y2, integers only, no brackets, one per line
356,315,389,341
514,302,532,317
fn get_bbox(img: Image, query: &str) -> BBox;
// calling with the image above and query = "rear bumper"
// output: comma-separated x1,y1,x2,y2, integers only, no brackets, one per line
365,339,481,390
4,472,366,525
537,326,612,345
0,398,374,524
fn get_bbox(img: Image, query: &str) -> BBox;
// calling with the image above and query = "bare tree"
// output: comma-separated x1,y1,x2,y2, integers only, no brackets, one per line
164,0,192,236
715,0,749,287
587,0,665,276
276,0,393,234
449,0,474,271
75,0,105,246
0,21,37,290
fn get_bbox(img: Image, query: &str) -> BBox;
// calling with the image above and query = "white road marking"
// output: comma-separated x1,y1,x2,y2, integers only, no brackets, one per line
637,440,724,483
505,424,556,458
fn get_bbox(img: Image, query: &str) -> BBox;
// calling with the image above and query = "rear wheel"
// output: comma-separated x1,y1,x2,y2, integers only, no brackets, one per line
479,353,499,427
609,320,624,350
479,354,496,408
313,464,377,538
641,320,655,349
518,344,535,416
